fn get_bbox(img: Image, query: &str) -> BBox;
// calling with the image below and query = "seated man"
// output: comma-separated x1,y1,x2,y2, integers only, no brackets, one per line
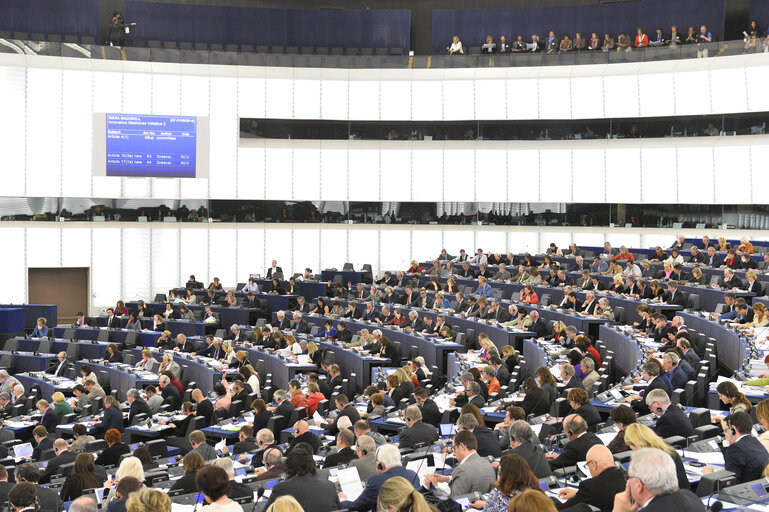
555,445,626,511
424,430,496,499
703,412,769,483
646,389,694,440
546,415,603,469
397,406,438,450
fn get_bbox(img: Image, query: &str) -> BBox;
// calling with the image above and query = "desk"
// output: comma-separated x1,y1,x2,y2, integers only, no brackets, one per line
53,327,160,348
73,361,157,401
0,304,57,330
597,326,643,378
174,355,224,396
679,312,747,375
316,341,387,391
0,308,24,334
321,270,369,286
14,338,113,360
521,337,548,375
241,347,317,390
12,353,59,373
298,314,463,375
16,373,76,402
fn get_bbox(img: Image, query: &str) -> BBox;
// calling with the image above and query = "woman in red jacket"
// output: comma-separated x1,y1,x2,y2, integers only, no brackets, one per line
305,382,326,415
384,309,407,327
520,285,539,305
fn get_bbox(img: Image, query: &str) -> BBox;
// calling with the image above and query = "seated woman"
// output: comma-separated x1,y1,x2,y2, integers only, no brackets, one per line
125,313,143,331
169,451,205,495
738,236,754,254
665,249,684,265
307,341,322,365
689,267,706,285
384,309,407,327
444,278,459,293
95,429,130,468
650,247,667,262
269,279,285,295
31,317,49,338
314,320,337,339
311,298,329,315
648,280,664,299
520,285,539,305
52,392,74,421
225,291,238,307
251,399,273,431
524,268,541,285
427,276,441,292
61,453,104,501
406,260,422,274
607,274,626,295
722,248,739,268
740,253,758,270
448,35,464,55
567,388,600,431
146,314,164,332
606,404,636,453
433,292,450,310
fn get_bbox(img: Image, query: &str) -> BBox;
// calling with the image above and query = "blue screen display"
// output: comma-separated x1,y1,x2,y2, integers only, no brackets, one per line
106,114,197,177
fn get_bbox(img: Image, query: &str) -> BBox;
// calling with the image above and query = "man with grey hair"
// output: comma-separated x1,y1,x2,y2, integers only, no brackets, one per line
350,435,377,482
507,420,552,478
11,383,26,406
45,352,69,377
404,310,424,333
398,405,437,450
492,263,511,281
612,447,701,511
273,389,293,418
561,363,584,390
646,388,694,439
0,371,18,395
126,388,150,425
213,458,252,500
456,413,501,458
581,357,599,390
276,311,291,331
0,393,11,416
69,496,97,512
291,312,310,334
625,361,667,415
662,351,687,391
255,447,284,481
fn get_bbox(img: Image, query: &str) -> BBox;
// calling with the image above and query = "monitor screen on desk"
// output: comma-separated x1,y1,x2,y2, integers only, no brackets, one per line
14,442,33,459
751,483,768,497
440,424,456,436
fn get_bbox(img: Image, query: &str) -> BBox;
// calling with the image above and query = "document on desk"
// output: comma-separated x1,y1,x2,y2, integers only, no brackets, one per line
597,433,617,445
682,450,725,466
337,467,364,502
313,411,325,425
214,438,227,453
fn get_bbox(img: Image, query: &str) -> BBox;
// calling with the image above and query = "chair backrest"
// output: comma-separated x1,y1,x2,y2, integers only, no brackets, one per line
614,306,626,324
229,400,244,418
130,413,148,426
97,330,110,342
408,345,419,361
709,275,720,286
37,339,52,353
62,329,76,341
686,294,701,311
154,294,167,303
145,439,168,458
85,439,107,452
288,407,307,426
122,352,136,365
188,416,208,436
124,332,138,348
541,294,551,306
66,344,80,360
343,263,355,271
3,340,18,352
266,415,287,438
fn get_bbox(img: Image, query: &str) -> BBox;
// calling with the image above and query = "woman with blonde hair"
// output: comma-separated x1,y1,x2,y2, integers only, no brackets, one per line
377,476,433,512
623,423,689,489
547,321,566,343
221,342,236,365
717,236,730,251
406,260,422,274
433,291,450,310
127,488,171,512
755,399,769,453
507,489,554,512
52,392,74,421
402,365,419,388
690,266,706,285
740,302,769,328
307,341,321,365
104,456,145,504
266,496,304,512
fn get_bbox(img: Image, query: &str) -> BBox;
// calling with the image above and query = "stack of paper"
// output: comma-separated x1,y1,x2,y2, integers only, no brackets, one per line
337,467,364,501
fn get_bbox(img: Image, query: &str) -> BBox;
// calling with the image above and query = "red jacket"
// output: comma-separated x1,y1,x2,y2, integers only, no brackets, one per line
306,391,325,415
635,34,648,47
587,345,602,367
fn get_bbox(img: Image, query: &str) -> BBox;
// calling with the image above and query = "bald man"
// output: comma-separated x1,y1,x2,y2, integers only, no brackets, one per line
546,414,603,469
45,352,69,377
554,445,626,511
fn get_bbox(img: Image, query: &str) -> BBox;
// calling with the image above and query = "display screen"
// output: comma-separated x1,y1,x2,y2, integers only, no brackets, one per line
105,114,197,177
751,483,767,497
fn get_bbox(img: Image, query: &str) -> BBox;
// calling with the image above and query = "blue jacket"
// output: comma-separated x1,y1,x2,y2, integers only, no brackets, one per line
40,409,59,433
31,325,49,338
341,466,420,512
475,284,493,298
668,365,688,391
723,434,769,483
96,405,124,432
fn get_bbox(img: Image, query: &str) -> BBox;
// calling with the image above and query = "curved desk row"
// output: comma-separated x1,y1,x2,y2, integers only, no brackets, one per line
679,312,747,376
596,325,644,378
14,338,113,360
126,301,261,330
73,361,158,401
53,326,160,347
314,341,387,391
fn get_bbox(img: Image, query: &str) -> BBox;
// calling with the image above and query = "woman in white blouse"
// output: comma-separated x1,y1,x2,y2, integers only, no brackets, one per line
240,366,260,398
665,248,684,265
448,35,463,55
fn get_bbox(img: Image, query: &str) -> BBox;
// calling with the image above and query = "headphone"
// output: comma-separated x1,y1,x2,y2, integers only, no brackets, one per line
375,446,385,471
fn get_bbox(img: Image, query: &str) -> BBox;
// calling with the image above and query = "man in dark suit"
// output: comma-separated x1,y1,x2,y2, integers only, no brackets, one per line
38,439,76,484
126,389,150,425
326,394,361,435
361,302,380,323
105,308,122,328
159,376,181,411
227,325,255,344
527,310,548,338
340,444,420,512
718,268,743,289
107,477,142,512
555,445,626,511
15,462,64,512
488,300,511,323
583,276,606,292
94,396,125,433
266,260,283,279
327,365,343,390
273,390,294,420
457,414,501,458
323,429,358,468
0,466,14,505
745,275,764,296
711,412,769,483
399,285,417,306
192,389,214,426
705,246,723,267
627,362,669,416
287,420,322,454
405,311,424,332
212,458,254,501
416,289,433,309
547,415,603,469
580,292,599,315
617,448,707,512
36,401,58,434
398,406,438,450
414,387,441,427
334,322,353,343
45,352,70,377
490,357,510,385
687,246,707,265
664,281,686,306
646,389,694,440
375,272,397,287
30,426,54,461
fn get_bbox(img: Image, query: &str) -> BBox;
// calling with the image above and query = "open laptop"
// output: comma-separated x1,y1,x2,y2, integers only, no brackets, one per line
13,442,33,460
439,424,456,437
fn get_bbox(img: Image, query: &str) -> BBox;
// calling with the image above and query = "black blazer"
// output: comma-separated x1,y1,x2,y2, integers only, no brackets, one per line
745,280,764,296
723,434,769,483
573,403,601,431
128,398,150,425
642,489,707,512
665,290,686,306
40,409,59,433
39,449,77,484
549,432,603,469
528,319,548,338
521,387,551,417
264,475,340,512
95,443,130,468
654,405,695,439
632,377,669,415
266,267,284,278
32,436,54,461
473,426,502,458
419,399,441,427
105,316,122,328
509,442,552,479
60,473,104,502
323,447,359,468
169,472,199,494
397,421,438,450
556,466,626,512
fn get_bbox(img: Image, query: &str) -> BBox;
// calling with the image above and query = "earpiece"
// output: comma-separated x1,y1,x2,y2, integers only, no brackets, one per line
731,427,736,436
655,407,663,414
377,462,384,471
